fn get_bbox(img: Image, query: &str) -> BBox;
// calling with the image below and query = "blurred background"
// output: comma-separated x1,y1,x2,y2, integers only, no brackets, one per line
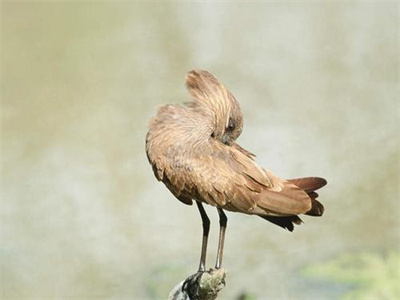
2,2,399,299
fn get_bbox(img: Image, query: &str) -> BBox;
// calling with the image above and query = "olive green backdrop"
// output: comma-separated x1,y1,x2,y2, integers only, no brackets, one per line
2,2,399,299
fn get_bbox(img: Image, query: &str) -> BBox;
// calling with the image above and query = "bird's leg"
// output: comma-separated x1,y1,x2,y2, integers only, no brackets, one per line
196,201,210,272
215,208,227,269
181,204,222,297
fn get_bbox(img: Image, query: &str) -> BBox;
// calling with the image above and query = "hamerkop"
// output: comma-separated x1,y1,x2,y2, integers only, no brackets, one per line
146,70,327,272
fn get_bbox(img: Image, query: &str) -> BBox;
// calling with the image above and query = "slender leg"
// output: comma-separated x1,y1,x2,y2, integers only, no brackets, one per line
215,208,227,269
196,201,210,272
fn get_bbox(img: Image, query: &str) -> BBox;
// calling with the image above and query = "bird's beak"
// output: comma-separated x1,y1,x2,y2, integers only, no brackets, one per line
221,134,231,146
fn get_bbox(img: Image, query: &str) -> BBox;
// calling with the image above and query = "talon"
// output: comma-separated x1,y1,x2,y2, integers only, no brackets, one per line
181,271,204,295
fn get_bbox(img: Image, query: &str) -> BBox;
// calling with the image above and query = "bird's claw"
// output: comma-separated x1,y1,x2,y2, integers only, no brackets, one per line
181,269,226,300
181,270,204,298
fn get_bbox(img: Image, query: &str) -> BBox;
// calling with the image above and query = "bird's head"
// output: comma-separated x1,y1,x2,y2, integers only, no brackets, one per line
185,69,243,146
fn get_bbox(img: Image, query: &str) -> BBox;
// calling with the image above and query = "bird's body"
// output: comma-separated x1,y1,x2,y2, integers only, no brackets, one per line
146,70,326,232
146,70,327,291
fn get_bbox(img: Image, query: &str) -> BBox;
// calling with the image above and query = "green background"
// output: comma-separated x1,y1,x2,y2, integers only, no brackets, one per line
2,2,399,299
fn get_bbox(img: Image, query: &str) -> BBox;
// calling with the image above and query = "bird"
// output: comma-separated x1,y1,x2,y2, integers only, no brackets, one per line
145,69,327,272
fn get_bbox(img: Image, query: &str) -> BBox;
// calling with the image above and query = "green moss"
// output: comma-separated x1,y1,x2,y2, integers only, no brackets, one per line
303,251,400,300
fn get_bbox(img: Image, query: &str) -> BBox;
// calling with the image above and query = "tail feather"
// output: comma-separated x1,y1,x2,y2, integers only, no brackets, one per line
306,198,324,216
259,177,327,231
288,177,327,193
260,215,303,232
288,177,326,217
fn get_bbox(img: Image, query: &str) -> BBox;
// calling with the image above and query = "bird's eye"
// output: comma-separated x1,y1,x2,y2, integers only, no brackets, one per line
227,118,234,130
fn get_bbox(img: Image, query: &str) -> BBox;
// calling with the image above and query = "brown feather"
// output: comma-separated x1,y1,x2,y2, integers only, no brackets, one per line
231,142,256,159
306,199,324,216
287,177,327,193
259,215,303,232
146,70,328,232
288,177,327,216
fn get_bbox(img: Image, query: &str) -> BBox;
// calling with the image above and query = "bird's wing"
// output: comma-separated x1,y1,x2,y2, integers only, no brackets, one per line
231,142,256,159
166,140,313,216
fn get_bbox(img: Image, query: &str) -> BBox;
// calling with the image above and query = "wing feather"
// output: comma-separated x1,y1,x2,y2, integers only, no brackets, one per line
162,140,313,216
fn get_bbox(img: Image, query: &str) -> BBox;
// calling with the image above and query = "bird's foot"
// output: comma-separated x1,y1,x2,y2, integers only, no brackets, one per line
180,269,226,300
181,271,204,298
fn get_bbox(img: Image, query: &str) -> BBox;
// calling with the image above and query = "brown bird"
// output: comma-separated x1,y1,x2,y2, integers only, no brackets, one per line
146,70,327,272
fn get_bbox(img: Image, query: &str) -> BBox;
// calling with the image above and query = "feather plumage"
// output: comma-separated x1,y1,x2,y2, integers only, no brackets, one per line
146,70,327,231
